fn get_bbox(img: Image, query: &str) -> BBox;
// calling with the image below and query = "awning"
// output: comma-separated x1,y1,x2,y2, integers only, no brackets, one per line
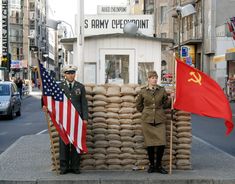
212,55,225,63
225,48,235,61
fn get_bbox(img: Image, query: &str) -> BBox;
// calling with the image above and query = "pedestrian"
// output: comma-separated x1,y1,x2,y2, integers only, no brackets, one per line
136,70,170,174
15,77,23,99
42,65,88,175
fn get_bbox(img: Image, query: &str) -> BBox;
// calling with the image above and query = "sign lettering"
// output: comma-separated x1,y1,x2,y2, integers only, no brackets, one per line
2,0,8,56
84,15,154,36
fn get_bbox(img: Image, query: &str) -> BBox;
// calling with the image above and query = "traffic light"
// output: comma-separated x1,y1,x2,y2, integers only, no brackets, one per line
1,53,11,71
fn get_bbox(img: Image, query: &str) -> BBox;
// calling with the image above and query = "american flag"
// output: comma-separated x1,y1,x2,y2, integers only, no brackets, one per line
39,62,87,153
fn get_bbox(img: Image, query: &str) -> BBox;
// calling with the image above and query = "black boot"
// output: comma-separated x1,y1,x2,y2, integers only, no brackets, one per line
59,138,70,174
148,165,155,173
156,145,168,174
70,144,81,174
147,146,155,173
156,166,168,174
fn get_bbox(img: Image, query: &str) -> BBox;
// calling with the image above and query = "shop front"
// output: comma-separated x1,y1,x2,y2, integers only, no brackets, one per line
225,48,235,101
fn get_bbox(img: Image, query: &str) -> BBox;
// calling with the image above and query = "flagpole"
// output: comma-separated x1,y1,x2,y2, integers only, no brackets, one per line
168,56,177,174
37,60,60,175
169,96,174,175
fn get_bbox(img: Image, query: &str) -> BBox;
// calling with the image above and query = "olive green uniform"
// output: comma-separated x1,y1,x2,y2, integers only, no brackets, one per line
136,85,169,147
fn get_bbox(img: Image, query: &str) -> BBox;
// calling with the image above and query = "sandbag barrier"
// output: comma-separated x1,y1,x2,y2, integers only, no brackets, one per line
49,84,192,171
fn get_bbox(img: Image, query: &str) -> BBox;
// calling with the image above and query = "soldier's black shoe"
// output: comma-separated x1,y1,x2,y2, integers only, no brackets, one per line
72,169,81,174
147,165,155,173
156,166,168,174
60,169,68,175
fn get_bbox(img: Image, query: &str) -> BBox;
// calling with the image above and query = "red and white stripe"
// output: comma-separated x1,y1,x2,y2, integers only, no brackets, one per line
43,95,87,153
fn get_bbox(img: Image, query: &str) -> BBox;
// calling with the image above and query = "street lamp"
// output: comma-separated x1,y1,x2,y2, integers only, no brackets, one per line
46,19,75,80
175,4,196,58
47,19,74,37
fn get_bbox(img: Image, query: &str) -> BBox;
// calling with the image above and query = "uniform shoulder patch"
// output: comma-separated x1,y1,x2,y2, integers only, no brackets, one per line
140,85,148,89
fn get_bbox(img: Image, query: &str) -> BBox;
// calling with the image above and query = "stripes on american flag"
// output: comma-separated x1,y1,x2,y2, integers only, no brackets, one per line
39,62,87,153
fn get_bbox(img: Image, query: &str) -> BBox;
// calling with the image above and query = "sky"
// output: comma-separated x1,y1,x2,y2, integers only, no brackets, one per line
52,0,128,30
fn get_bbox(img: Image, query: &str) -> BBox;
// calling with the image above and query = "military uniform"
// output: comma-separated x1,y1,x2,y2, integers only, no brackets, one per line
136,83,170,174
59,65,88,174
60,81,88,120
136,84,169,147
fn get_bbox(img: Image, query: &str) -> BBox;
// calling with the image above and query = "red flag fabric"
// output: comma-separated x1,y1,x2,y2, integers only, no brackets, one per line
39,62,87,153
173,58,234,135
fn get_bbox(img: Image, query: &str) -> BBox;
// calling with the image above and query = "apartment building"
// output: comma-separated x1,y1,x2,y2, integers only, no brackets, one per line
141,0,235,89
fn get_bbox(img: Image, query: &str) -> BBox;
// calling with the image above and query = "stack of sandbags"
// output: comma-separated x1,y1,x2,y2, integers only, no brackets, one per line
91,85,108,169
119,85,137,170
162,109,177,169
78,84,193,171
81,85,95,170
132,85,148,169
105,85,122,170
132,111,148,169
175,110,192,170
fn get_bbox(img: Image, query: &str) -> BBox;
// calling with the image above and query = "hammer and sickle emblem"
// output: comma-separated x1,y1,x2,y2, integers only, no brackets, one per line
188,71,202,85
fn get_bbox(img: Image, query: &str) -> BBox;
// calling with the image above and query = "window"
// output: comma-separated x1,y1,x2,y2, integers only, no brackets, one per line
29,2,35,10
174,32,178,43
105,55,129,84
160,6,167,24
161,33,167,38
135,0,139,4
0,84,10,96
84,63,96,84
138,62,154,85
161,45,167,51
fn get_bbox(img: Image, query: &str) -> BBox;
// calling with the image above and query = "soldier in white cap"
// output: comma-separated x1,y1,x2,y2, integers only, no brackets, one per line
59,65,88,174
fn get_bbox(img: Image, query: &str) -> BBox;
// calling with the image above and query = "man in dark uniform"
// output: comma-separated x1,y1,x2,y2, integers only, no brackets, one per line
58,65,88,174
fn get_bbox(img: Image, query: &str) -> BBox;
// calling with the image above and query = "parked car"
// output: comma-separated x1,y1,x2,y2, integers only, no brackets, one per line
0,81,21,119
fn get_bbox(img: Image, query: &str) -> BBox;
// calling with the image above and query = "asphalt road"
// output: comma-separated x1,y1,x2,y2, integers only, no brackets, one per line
192,110,235,156
0,93,47,154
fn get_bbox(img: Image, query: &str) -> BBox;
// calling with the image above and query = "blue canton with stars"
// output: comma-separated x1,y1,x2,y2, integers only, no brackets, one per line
40,63,64,101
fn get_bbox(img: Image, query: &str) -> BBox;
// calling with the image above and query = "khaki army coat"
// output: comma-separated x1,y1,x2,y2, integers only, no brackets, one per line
60,81,88,120
136,85,170,146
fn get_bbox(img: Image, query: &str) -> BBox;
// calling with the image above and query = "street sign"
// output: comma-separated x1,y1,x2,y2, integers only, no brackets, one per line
181,46,189,57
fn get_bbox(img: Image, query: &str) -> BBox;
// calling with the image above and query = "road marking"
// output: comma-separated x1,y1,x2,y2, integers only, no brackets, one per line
0,131,7,136
24,123,32,126
193,135,235,159
36,129,47,135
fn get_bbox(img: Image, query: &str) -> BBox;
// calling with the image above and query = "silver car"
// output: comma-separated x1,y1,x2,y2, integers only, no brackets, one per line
0,81,21,119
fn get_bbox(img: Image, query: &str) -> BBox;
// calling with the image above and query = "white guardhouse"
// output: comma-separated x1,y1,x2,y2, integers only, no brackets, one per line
61,33,173,84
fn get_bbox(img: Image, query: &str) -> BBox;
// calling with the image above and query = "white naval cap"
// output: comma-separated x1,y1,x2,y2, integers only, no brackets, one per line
62,65,78,73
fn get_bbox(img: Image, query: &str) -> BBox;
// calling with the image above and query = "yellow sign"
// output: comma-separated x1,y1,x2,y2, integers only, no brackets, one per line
2,57,7,62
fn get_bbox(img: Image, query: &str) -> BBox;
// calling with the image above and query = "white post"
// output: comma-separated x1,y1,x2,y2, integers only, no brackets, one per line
28,48,32,93
76,0,84,82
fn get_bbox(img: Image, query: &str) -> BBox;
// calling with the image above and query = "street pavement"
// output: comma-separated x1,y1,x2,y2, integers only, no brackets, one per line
0,90,235,183
0,134,235,183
